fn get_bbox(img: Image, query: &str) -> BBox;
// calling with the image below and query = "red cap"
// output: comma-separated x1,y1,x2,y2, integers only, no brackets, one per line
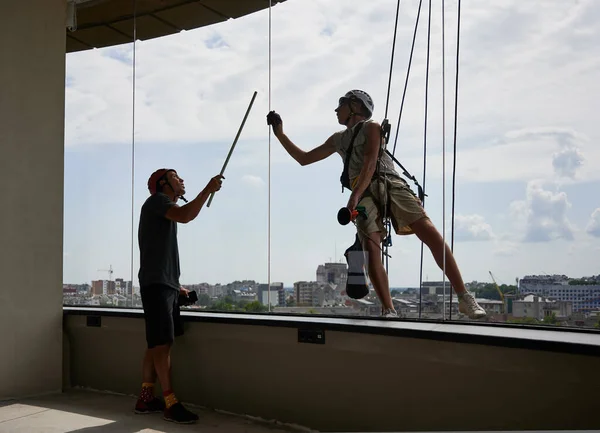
147,168,174,194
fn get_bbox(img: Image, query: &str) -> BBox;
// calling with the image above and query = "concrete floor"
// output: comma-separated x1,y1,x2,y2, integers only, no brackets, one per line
0,390,597,433
0,389,311,433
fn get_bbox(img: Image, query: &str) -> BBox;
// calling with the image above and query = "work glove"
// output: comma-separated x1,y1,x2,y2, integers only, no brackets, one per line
267,111,283,132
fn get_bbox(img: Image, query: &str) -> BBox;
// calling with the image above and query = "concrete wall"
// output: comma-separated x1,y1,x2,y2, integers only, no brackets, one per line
64,313,600,432
0,0,66,399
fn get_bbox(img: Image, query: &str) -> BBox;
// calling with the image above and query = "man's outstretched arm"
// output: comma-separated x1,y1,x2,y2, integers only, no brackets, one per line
267,110,336,166
165,175,223,224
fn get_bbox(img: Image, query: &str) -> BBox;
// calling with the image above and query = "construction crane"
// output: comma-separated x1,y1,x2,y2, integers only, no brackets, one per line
489,271,505,314
98,264,114,282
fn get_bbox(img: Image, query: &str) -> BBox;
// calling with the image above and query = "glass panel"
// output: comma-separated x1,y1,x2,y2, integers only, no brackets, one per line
131,4,269,312
63,1,136,308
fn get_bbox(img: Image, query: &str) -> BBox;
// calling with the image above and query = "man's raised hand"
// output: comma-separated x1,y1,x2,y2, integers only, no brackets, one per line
205,175,224,193
266,110,283,136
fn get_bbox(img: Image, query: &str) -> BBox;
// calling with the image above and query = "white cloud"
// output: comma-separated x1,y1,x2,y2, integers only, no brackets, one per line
406,127,594,184
586,209,600,238
241,174,265,188
454,214,495,242
553,146,584,179
64,1,600,152
510,181,576,243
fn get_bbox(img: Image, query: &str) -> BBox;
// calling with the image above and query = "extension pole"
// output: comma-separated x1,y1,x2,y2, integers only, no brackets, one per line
207,91,258,207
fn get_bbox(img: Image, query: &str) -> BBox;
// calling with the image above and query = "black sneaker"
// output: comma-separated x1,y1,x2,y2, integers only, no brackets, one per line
163,402,199,424
134,397,165,414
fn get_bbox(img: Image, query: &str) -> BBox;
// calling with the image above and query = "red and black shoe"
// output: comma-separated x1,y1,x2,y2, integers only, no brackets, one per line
134,397,165,414
163,402,199,424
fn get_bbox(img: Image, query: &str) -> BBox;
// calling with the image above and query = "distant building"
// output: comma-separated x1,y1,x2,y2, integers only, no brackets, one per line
512,294,573,320
421,281,452,296
475,298,504,315
231,289,256,303
312,283,338,307
257,283,283,307
520,275,600,313
392,298,419,316
186,283,210,296
91,279,114,296
225,280,258,296
115,278,132,296
209,284,225,298
62,286,77,297
316,262,347,287
63,284,90,297
274,283,286,306
294,281,320,307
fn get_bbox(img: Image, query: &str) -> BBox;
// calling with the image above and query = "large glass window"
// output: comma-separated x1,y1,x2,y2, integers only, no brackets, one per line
64,0,600,330
64,3,135,308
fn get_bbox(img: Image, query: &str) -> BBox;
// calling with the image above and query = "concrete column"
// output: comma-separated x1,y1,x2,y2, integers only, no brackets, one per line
0,0,66,399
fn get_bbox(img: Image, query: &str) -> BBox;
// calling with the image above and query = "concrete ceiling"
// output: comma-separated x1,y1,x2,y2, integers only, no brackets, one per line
66,0,286,53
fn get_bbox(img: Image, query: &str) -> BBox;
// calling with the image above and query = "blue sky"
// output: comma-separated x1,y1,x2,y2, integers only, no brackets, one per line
63,0,600,289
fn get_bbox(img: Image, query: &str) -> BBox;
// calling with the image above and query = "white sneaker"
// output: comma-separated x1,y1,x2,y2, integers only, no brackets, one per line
458,292,486,319
382,308,399,318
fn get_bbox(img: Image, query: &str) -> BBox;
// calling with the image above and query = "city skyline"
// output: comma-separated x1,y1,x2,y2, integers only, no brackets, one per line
64,267,600,290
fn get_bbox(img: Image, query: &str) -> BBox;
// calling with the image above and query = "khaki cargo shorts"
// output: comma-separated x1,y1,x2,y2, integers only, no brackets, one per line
355,175,428,242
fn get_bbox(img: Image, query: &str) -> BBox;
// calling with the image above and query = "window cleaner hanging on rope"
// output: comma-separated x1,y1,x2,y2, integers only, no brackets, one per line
266,90,486,319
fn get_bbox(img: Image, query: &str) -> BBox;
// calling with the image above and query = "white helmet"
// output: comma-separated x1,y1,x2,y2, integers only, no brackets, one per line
339,89,374,119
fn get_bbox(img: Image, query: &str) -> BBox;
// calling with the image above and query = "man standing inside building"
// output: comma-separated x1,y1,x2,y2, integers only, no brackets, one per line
135,168,223,423
266,90,485,319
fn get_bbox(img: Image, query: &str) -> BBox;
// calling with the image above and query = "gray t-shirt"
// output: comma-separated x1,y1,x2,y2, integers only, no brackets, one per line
332,120,400,189
138,193,180,291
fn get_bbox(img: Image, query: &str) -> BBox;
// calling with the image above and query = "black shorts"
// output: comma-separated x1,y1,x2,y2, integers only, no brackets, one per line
140,284,183,349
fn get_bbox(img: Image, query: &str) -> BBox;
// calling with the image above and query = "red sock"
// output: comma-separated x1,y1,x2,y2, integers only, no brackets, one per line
163,389,178,409
140,382,155,403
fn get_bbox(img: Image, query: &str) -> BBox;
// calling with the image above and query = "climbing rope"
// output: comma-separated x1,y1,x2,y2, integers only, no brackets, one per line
441,0,447,320
384,0,401,121
267,0,272,312
380,0,425,303
391,0,424,159
380,0,402,273
417,0,432,320
449,0,462,321
380,0,461,320
130,0,137,308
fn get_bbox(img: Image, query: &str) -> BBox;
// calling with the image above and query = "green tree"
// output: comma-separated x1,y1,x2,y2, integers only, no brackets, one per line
198,294,211,306
472,283,517,301
236,300,250,310
244,301,269,313
569,279,588,285
542,312,558,325
210,299,235,311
